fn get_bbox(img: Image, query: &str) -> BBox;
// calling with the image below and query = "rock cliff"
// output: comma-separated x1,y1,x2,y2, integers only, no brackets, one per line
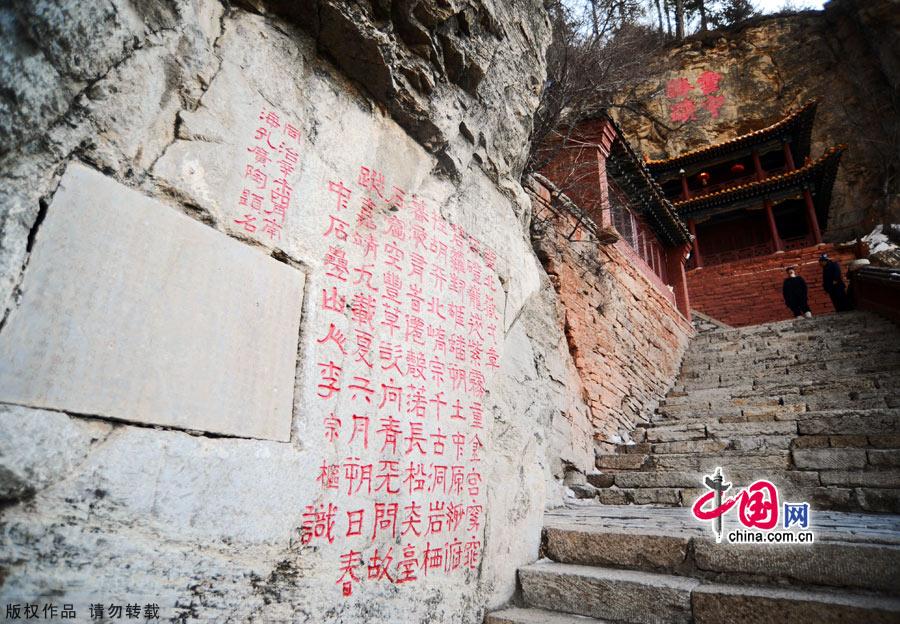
0,2,590,622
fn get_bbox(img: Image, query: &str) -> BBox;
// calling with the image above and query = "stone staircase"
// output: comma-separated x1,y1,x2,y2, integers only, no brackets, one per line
590,311,900,513
487,506,900,623
485,312,900,624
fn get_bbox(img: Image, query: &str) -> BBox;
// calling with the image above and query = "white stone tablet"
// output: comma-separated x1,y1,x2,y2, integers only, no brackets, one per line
0,164,304,441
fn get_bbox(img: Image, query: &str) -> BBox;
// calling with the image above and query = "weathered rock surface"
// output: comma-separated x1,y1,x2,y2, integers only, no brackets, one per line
0,404,112,501
235,0,549,185
0,1,594,622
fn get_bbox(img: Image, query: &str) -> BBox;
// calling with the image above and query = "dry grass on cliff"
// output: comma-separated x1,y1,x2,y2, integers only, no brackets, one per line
525,2,671,184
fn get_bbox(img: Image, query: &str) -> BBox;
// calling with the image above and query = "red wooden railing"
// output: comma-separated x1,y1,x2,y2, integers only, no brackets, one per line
610,195,670,284
686,166,790,200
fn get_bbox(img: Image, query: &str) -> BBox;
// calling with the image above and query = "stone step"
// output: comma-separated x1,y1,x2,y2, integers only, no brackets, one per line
855,487,900,513
693,316,896,342
595,453,650,470
654,405,898,428
484,607,610,624
652,410,801,425
682,372,900,394
590,468,899,512
683,338,900,360
804,394,892,411
518,561,900,624
595,485,867,510
657,402,808,421
646,422,708,442
683,358,900,381
596,487,683,505
690,328,897,349
692,582,900,624
819,469,900,488
645,434,792,454
519,561,698,624
794,434,900,450
794,409,900,434
601,441,828,467
683,343,900,363
660,379,900,408
709,420,799,437
681,353,900,377
650,439,729,454
650,451,791,471
676,380,899,404
609,469,820,490
726,434,795,451
792,447,868,470
541,521,900,593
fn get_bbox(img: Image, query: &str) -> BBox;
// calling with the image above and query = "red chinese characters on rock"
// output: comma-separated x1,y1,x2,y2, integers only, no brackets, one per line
233,108,302,241
665,70,725,123
303,164,502,596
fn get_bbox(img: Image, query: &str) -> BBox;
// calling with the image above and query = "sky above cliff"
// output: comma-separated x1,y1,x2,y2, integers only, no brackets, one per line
755,0,825,10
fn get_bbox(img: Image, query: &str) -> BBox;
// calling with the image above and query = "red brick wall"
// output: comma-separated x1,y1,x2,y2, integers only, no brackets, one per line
529,181,694,442
687,245,859,327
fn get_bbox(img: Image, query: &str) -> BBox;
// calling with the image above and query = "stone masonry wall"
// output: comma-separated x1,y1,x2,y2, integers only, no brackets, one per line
0,2,598,622
528,181,694,446
687,244,860,327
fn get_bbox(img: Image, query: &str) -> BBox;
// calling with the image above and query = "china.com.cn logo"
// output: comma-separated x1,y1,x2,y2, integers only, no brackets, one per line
690,468,814,544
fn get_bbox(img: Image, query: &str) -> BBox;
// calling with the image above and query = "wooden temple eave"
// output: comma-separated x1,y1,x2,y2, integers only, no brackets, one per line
672,145,844,223
605,124,692,247
645,100,818,180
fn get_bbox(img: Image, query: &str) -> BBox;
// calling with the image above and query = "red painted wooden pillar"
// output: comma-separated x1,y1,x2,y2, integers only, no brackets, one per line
803,188,823,244
687,219,702,268
667,244,692,320
680,169,690,200
752,149,765,181
783,140,796,171
764,200,783,252
596,149,613,229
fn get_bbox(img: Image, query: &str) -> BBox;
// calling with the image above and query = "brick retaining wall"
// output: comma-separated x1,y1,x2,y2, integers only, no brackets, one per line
687,244,859,327
529,182,693,442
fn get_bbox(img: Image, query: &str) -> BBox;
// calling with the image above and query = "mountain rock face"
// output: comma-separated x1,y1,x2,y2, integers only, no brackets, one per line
237,0,549,185
611,0,899,241
0,2,600,622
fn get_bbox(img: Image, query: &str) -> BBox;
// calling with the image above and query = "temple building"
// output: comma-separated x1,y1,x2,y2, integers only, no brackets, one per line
536,114,694,319
645,101,844,266
642,101,858,326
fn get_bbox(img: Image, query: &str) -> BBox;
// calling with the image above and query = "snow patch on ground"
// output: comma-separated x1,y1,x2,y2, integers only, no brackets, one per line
862,224,899,255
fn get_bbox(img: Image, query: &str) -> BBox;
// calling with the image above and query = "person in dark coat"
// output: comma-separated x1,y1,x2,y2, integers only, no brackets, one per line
819,253,852,312
783,267,811,318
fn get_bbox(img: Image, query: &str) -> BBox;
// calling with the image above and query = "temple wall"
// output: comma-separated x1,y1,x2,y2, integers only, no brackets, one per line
528,181,694,445
686,244,860,327
0,2,600,621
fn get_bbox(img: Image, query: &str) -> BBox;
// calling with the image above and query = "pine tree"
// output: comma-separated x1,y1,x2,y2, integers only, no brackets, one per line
710,0,756,28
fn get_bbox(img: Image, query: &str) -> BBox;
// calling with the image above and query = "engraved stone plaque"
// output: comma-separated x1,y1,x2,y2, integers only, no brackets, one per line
0,164,304,441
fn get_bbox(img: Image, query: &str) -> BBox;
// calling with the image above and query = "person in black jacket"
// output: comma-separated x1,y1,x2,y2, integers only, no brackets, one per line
819,253,852,312
782,267,812,318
